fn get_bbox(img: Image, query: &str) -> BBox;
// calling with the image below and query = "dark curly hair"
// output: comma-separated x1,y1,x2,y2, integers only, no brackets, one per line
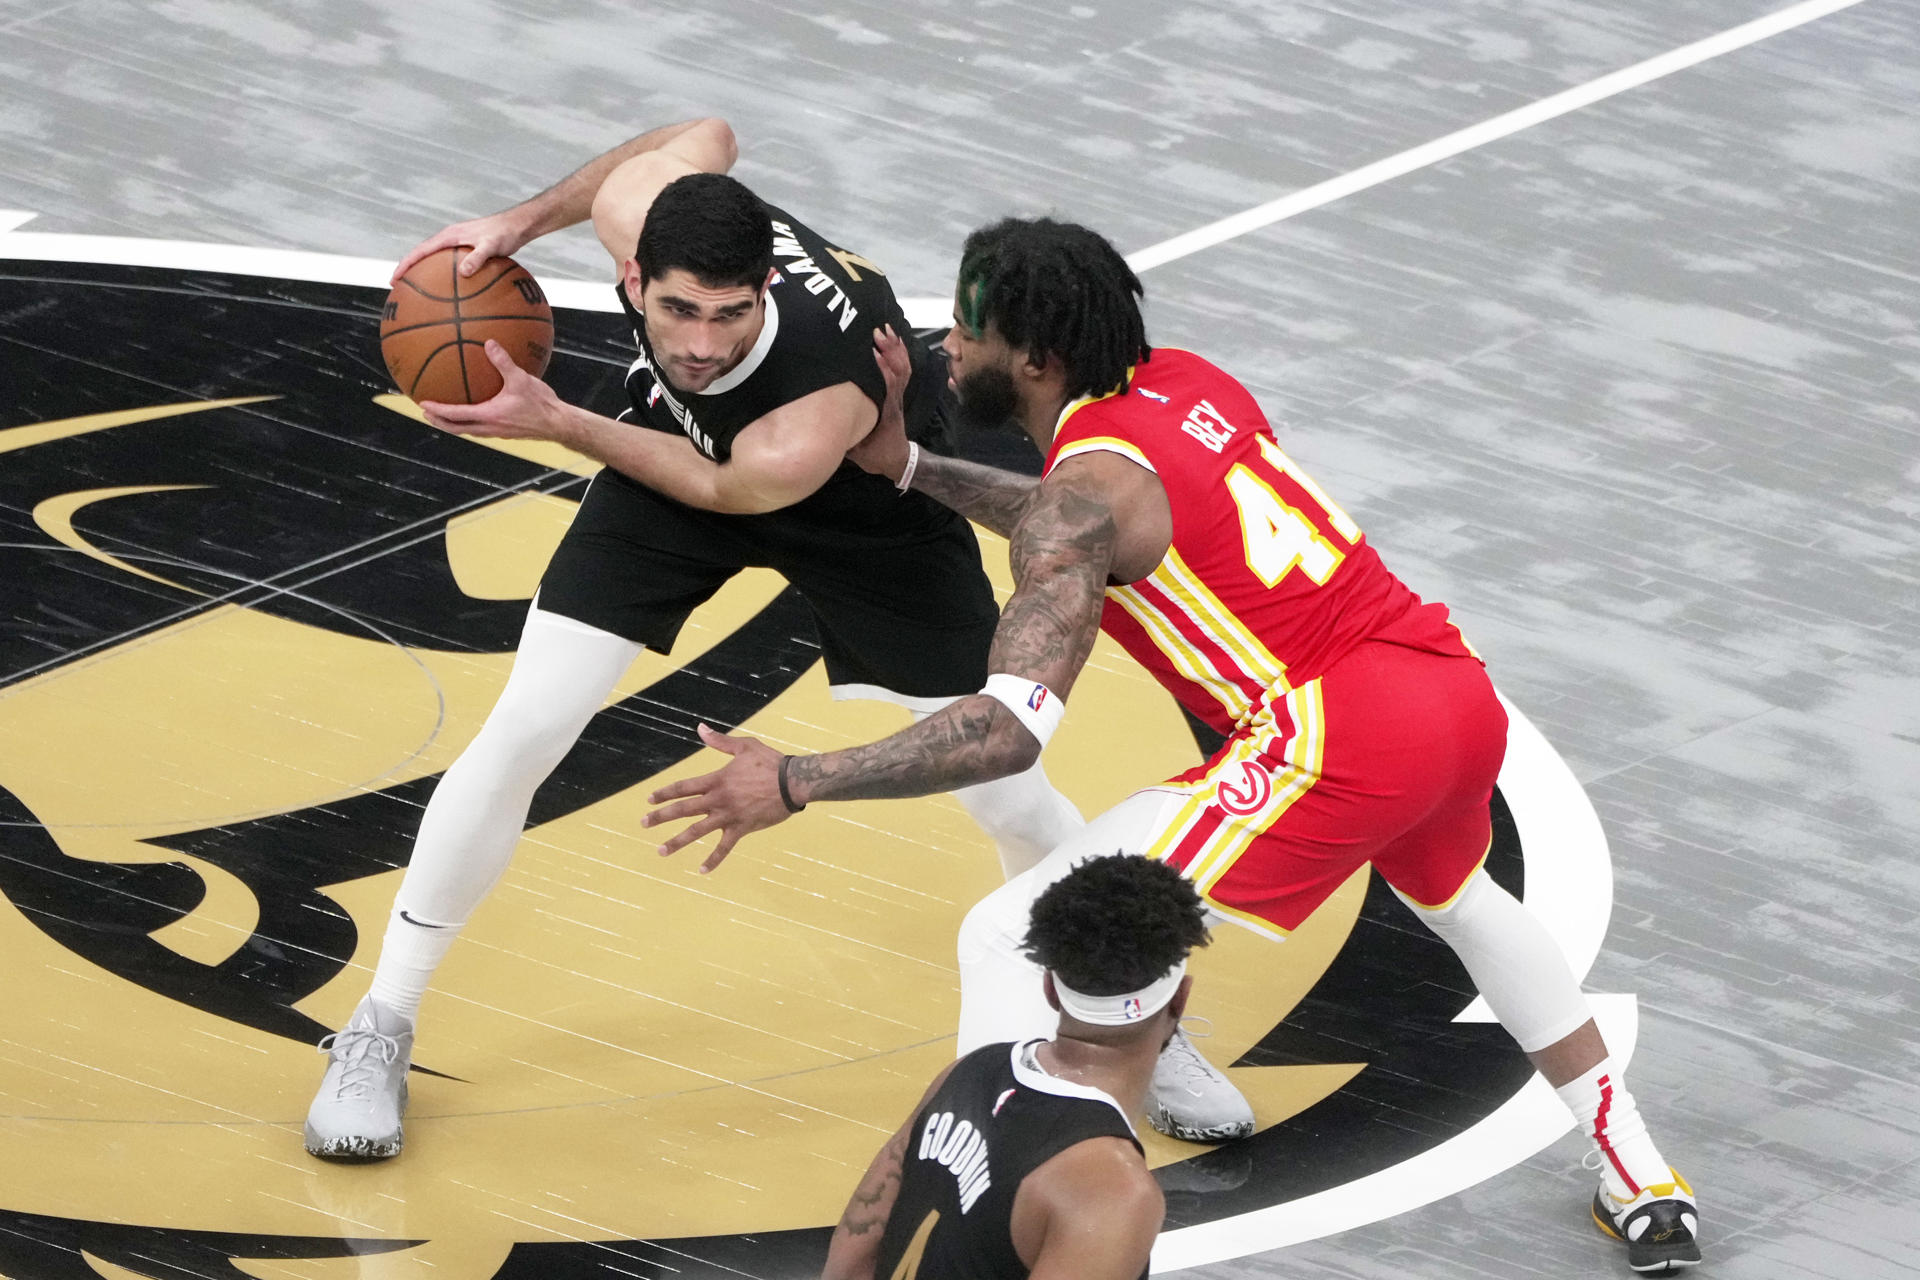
1023,854,1209,997
635,172,773,290
956,217,1150,402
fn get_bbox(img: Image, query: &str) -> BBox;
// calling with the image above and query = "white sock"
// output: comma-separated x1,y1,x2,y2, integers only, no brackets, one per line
359,606,640,1031
1555,1060,1674,1201
366,907,460,1027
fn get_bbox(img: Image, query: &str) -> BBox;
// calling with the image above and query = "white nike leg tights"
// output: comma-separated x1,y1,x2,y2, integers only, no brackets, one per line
955,790,1170,1053
367,607,1087,1026
910,703,1085,880
368,607,640,1023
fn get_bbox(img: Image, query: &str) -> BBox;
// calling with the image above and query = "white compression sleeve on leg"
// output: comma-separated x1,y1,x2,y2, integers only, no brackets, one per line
952,764,1086,880
1394,868,1595,1054
955,789,1173,1053
911,701,1084,880
366,607,641,1023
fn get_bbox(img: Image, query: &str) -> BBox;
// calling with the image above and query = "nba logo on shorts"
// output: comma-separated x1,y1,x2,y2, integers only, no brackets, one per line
1122,997,1143,1020
1027,685,1047,712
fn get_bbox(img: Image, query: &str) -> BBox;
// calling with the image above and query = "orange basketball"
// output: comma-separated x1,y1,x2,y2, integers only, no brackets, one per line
380,247,554,404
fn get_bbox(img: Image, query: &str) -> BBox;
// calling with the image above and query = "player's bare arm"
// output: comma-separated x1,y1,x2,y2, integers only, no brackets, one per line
394,116,735,281
419,348,874,514
850,323,1037,537
821,1063,959,1280
642,452,1161,871
588,120,737,270
1012,1139,1164,1280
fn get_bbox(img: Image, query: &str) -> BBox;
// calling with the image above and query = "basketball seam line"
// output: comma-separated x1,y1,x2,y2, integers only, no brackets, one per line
380,314,553,340
392,261,520,304
451,256,470,404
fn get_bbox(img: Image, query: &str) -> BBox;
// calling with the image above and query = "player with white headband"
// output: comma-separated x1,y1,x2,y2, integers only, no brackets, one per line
825,854,1209,1280
649,215,1700,1273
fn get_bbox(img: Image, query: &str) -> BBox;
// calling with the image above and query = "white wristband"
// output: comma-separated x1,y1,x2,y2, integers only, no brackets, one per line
896,440,921,494
980,672,1065,748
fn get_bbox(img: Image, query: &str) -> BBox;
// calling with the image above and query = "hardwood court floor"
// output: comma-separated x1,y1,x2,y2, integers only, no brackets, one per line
2,3,1916,1278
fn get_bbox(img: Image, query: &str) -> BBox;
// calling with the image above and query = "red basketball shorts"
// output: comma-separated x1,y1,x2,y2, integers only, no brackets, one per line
1140,641,1509,936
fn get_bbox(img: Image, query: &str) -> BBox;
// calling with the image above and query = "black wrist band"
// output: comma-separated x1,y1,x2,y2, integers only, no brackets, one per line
777,755,806,814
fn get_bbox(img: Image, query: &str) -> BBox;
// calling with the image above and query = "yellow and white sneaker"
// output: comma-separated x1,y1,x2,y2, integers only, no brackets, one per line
1592,1169,1701,1273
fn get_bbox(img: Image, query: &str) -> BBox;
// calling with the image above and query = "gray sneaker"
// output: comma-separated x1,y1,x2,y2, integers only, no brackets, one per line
304,997,413,1160
1149,1027,1255,1142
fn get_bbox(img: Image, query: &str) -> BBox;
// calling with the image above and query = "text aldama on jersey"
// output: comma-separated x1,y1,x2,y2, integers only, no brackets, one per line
770,220,858,332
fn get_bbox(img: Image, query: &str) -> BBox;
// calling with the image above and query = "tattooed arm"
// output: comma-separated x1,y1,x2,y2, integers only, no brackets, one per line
847,324,1039,538
821,1061,960,1280
908,453,1039,540
643,453,1148,873
788,465,1117,800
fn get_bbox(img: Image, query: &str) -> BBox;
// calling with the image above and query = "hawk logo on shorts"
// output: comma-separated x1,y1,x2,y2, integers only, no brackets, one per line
1216,760,1273,817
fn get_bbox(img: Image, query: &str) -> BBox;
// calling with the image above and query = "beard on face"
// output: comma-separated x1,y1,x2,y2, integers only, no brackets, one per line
952,363,1022,433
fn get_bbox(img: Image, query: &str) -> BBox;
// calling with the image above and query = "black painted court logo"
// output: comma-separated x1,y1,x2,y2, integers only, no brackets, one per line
0,249,1626,1279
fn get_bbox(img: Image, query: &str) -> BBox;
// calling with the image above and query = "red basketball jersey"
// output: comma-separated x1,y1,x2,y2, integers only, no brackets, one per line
1043,347,1475,736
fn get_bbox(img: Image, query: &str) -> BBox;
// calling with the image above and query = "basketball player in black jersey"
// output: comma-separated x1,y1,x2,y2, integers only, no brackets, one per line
302,116,1129,1159
828,854,1208,1280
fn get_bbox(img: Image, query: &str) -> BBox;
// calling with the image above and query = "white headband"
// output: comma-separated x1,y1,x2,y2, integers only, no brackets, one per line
1051,960,1187,1026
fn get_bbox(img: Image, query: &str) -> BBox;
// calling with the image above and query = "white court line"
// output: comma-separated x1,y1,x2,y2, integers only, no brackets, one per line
1127,0,1868,272
0,222,958,328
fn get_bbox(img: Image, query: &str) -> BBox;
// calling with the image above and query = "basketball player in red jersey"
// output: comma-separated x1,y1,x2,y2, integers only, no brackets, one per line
648,218,1701,1274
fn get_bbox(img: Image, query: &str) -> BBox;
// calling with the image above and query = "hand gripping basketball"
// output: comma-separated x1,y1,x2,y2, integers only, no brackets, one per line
381,246,553,405
391,210,535,283
415,340,571,443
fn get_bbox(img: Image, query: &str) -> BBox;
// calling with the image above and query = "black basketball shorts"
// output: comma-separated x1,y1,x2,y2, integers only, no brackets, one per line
536,468,1002,705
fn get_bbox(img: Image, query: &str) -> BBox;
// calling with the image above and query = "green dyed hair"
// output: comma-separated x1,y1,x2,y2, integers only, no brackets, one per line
956,218,1150,401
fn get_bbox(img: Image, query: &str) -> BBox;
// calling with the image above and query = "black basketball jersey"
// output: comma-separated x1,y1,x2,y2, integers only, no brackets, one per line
615,201,931,464
873,1041,1145,1280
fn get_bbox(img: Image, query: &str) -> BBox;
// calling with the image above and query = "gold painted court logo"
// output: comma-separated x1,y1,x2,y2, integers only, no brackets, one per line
0,247,1623,1279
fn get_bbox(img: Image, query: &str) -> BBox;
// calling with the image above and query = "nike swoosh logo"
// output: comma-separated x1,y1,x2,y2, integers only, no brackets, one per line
33,484,212,591
397,910,449,929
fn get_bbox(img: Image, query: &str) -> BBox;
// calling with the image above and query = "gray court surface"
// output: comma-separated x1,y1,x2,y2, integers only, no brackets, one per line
4,1,1917,1277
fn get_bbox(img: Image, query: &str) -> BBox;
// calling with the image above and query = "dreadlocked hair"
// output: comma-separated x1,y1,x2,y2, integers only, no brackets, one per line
957,218,1149,401
1024,854,1209,997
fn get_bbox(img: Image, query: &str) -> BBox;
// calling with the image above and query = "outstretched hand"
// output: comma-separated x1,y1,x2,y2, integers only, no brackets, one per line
644,723,796,872
392,209,533,283
418,341,570,441
848,324,914,483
